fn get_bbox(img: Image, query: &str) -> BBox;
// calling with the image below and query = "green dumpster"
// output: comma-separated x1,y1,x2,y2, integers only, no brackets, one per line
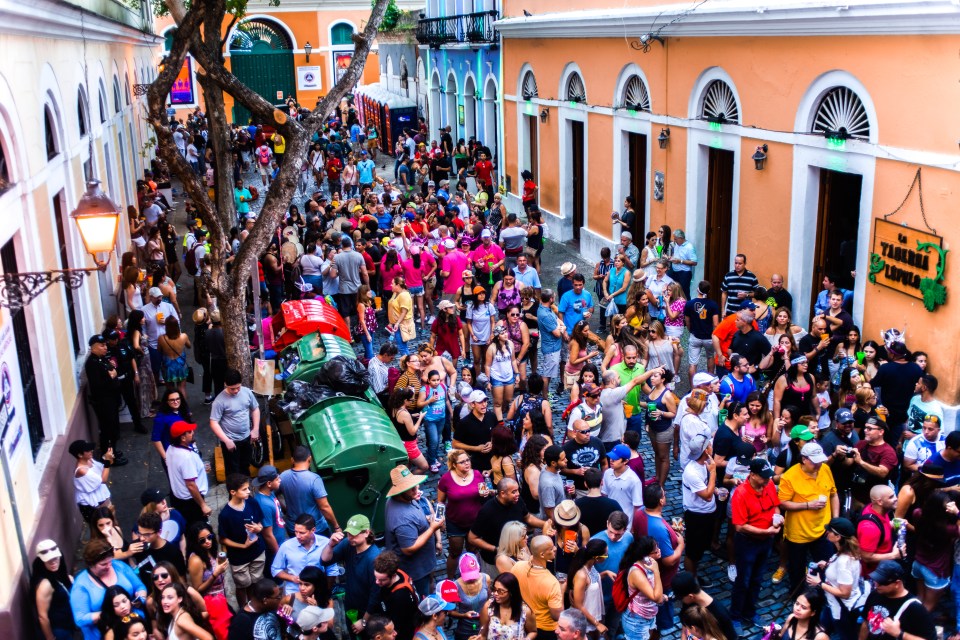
279,332,380,405
292,396,406,533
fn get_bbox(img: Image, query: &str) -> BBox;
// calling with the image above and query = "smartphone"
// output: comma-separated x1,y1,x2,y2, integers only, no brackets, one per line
435,502,446,521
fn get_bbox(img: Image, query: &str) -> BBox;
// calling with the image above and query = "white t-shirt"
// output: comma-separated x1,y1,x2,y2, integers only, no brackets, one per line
678,412,712,469
568,401,603,437
141,301,179,348
166,444,208,501
681,460,716,514
673,392,719,435
601,467,644,526
903,432,945,466
823,553,863,619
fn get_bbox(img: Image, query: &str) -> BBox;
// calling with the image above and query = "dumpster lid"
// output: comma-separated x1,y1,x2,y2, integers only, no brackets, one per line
270,300,350,350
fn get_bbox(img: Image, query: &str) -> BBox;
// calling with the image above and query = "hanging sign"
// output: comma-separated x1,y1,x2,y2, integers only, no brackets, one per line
869,219,948,311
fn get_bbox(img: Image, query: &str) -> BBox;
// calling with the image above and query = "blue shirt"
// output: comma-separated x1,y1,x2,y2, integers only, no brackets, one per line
377,211,393,230
591,530,634,604
813,287,853,316
537,306,562,354
71,562,147,640
927,451,960,484
270,534,331,594
607,266,629,305
350,123,362,142
218,499,266,566
279,469,330,536
513,266,542,290
384,497,435,581
332,539,382,614
558,289,593,328
358,159,376,184
254,490,288,548
719,373,757,404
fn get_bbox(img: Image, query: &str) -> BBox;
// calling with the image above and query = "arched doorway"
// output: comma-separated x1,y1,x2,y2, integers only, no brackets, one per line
445,73,458,139
429,72,442,132
463,75,477,141
229,18,296,124
483,77,498,159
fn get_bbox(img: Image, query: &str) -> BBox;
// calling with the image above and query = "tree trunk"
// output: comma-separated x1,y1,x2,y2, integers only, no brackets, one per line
220,289,251,382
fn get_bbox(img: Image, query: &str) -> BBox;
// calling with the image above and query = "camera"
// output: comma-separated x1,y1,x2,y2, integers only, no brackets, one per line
845,449,855,459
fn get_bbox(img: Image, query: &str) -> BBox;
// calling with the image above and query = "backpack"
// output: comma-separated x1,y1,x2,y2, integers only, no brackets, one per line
852,508,888,549
257,146,270,165
185,241,199,274
247,185,259,200
611,563,642,613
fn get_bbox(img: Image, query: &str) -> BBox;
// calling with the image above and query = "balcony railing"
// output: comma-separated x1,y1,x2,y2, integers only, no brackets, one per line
416,10,499,47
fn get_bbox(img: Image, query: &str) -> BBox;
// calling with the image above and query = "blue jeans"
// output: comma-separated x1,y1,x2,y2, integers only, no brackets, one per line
361,333,374,359
731,533,774,622
620,610,656,640
394,330,409,355
424,418,444,464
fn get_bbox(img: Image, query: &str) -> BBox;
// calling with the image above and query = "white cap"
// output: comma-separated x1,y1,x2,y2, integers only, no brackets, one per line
480,229,492,239
296,606,334,630
148,287,163,298
801,442,828,464
691,372,718,387
443,238,456,250
468,390,487,403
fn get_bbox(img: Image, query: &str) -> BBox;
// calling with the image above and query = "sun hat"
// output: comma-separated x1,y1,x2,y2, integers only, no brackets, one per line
553,500,581,527
560,262,576,276
386,464,427,497
632,269,647,283
192,308,209,324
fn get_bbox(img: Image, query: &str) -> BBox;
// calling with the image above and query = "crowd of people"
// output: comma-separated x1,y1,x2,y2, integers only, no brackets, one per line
41,99,955,640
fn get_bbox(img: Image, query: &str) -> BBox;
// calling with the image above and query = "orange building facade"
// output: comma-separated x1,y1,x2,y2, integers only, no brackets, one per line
497,1,960,415
157,1,424,122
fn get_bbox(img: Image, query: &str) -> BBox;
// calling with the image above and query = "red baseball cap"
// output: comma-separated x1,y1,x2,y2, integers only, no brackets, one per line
170,421,197,438
436,579,460,603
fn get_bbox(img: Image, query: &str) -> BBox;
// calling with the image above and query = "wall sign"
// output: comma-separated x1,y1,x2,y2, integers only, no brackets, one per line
653,171,665,202
297,66,322,91
869,219,948,311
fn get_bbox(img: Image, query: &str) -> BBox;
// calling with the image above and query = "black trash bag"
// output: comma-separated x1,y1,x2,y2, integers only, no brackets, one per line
313,356,370,396
276,380,341,420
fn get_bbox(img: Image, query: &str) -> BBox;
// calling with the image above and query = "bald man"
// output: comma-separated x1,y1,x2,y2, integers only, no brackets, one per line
468,478,545,573
857,484,902,575
511,536,564,640
767,273,793,313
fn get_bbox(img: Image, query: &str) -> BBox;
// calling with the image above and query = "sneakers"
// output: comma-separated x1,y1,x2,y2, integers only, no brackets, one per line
727,565,737,582
430,463,440,474
772,566,787,584
203,395,214,405
444,442,453,453
698,574,715,588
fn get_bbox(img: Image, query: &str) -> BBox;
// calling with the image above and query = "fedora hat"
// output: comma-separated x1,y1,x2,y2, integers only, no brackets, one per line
553,500,581,527
387,464,427,497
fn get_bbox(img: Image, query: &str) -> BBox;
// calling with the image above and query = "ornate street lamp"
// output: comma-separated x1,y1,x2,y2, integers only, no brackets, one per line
658,128,670,149
752,144,768,171
0,180,120,310
304,42,312,63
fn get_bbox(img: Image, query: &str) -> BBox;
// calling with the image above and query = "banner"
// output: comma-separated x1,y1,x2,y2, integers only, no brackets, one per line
170,57,194,105
334,52,353,83
297,66,322,91
0,322,26,461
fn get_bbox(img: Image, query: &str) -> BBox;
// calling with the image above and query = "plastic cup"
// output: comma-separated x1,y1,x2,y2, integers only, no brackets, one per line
773,514,784,527
715,487,729,501
647,402,658,414
856,351,866,364
564,479,576,495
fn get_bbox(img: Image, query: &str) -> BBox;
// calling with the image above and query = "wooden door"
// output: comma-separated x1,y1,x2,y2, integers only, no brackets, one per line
703,148,734,305
571,120,585,242
811,169,862,311
627,132,647,239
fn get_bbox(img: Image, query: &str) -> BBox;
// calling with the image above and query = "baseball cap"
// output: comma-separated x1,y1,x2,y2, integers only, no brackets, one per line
36,539,62,562
835,408,854,424
468,390,487,404
296,606,334,630
140,487,167,506
789,425,815,441
869,560,905,585
148,286,163,298
688,433,712,460
607,444,632,462
443,238,456,250
252,465,279,488
691,372,718,387
169,420,197,439
419,594,455,616
826,517,856,538
749,458,775,479
104,329,120,341
738,300,757,310
436,579,460,603
800,442,828,463
480,229,492,239
438,300,456,311
343,514,371,536
68,439,96,458
88,334,107,346
458,552,481,580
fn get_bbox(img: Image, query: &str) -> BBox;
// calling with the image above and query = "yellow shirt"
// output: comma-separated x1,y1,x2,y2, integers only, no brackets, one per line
272,134,285,154
388,290,416,342
511,561,563,631
778,463,837,544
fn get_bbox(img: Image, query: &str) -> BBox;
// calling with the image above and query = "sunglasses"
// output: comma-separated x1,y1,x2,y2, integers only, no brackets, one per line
508,313,520,317
573,428,592,435
925,415,941,425
198,534,214,541
153,572,170,581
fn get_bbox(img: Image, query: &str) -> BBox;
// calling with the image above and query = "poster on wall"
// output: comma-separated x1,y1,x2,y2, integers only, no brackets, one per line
0,321,26,461
654,171,665,201
170,57,194,105
334,52,353,83
297,66,322,91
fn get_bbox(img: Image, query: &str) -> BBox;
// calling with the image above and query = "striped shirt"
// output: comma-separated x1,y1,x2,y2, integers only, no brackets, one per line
368,357,391,394
721,269,759,316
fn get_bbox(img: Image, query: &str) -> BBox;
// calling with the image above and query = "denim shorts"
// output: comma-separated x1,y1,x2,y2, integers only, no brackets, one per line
409,286,425,296
912,560,951,590
446,520,469,537
491,376,516,388
621,610,656,640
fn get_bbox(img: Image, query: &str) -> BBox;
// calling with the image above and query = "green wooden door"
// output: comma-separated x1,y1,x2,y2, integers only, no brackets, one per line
231,42,296,125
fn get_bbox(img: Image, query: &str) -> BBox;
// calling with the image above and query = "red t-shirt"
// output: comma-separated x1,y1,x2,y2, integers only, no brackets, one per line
731,480,780,530
475,160,493,184
431,316,463,359
857,504,893,576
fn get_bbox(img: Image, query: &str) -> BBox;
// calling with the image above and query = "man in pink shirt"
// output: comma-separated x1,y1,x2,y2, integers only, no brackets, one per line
857,484,901,576
470,229,505,293
440,239,469,301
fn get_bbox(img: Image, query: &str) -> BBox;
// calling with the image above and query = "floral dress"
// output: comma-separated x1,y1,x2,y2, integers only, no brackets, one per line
487,605,528,640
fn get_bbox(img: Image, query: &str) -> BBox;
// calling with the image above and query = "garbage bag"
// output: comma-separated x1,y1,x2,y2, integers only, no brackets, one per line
313,356,370,396
276,380,341,420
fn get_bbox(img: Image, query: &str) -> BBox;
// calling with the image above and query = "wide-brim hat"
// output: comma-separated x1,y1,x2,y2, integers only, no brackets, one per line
387,464,427,497
554,499,581,527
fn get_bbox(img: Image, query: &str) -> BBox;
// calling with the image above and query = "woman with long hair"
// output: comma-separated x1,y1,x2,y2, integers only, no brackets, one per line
750,287,774,335
655,225,673,259
831,326,864,388
89,506,141,561
476,571,536,640
151,388,189,465
146,562,207,623
896,461,945,533
566,539,609,639
280,565,332,621
495,522,532,575
489,425,519,485
122,266,144,314
467,287,497,377
639,232,658,280
508,378,553,449
679,605,725,640
389,387,430,474
157,583,213,640
765,307,806,344
764,332,797,382
567,363,600,407
860,340,887,383
438,448,488,578
185,522,227,598
778,589,828,640
617,536,663,640
805,518,863,640
486,325,518,421
126,310,156,420
401,245,430,333
564,321,601,392
624,276,652,331
836,367,866,411
32,539,75,640
518,435,548,521
145,227,166,272
602,254,631,319
502,305,530,391
645,320,677,376
387,277,416,356
773,356,818,420
642,368,677,487
662,283,687,371
98,586,146,640
911,490,959,611
355,284,378,360
492,272,522,319
158,316,191,404
851,385,880,433
742,392,777,456
430,299,465,363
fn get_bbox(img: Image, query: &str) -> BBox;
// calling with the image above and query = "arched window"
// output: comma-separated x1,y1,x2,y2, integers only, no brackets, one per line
164,28,176,52
113,77,122,114
124,75,131,106
77,89,89,137
230,19,295,51
521,70,537,100
0,136,10,195
98,84,107,123
813,87,871,141
331,23,354,46
44,107,58,160
621,74,650,112
565,73,586,104
699,80,739,124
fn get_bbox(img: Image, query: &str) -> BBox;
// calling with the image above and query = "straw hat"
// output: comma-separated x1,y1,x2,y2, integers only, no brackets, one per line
192,307,208,324
560,262,576,276
553,500,581,527
386,464,427,497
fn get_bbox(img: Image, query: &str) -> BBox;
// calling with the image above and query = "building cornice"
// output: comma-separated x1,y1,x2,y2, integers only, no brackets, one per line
0,0,160,46
495,0,960,38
